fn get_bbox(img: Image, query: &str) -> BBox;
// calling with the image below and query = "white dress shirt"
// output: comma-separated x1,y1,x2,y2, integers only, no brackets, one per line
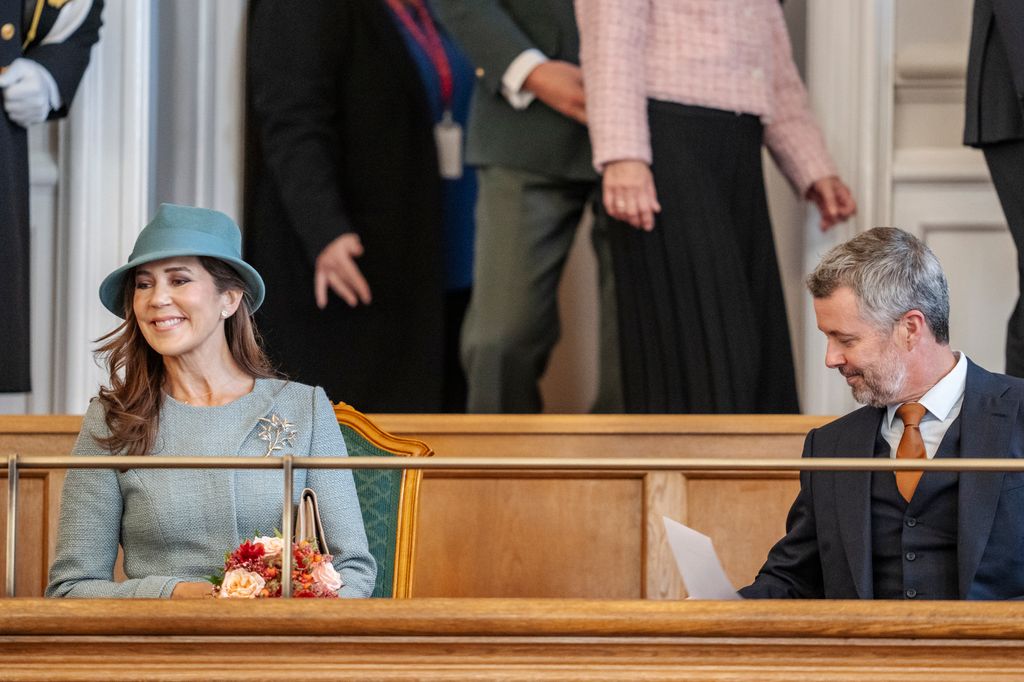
881,351,968,459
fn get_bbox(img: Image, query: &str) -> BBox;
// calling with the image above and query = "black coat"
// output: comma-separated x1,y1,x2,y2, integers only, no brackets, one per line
964,0,1024,145
244,0,445,412
0,0,102,392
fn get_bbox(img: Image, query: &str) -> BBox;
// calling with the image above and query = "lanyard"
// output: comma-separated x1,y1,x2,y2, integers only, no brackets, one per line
386,0,454,108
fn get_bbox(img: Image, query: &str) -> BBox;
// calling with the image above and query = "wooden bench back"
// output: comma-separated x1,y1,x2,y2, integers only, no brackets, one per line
0,414,831,598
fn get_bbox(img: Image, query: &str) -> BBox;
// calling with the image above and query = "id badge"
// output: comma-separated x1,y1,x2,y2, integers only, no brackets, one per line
434,110,463,180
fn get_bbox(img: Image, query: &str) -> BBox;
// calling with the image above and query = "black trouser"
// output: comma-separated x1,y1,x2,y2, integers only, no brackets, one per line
984,139,1024,377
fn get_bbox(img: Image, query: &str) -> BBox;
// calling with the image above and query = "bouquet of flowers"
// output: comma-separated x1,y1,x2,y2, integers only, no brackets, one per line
211,534,343,598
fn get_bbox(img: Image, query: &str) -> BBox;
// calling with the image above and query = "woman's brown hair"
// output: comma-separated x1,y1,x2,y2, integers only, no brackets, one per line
95,257,277,456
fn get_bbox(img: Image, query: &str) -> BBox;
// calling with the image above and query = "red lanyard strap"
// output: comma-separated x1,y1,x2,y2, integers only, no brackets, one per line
386,0,454,108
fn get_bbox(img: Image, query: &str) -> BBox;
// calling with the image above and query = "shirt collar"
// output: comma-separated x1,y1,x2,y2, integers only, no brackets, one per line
886,350,967,427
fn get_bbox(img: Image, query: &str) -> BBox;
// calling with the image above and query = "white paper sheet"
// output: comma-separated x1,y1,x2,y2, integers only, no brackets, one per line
662,516,742,600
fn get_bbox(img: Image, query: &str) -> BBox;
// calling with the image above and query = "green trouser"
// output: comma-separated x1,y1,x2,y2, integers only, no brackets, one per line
460,166,621,413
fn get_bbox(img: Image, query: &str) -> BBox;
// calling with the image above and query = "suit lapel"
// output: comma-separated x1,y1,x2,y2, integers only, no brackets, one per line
833,406,882,599
957,361,1015,598
236,380,277,455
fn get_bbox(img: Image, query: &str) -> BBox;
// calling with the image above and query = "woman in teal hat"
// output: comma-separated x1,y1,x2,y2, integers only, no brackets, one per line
46,204,376,599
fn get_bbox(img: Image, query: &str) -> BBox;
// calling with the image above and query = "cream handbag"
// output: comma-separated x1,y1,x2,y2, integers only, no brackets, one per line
293,487,329,555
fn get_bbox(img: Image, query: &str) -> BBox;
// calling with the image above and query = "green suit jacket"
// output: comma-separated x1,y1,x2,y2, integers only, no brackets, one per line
434,0,596,181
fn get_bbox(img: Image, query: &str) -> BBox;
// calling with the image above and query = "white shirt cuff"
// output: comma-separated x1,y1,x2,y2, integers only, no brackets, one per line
501,49,548,110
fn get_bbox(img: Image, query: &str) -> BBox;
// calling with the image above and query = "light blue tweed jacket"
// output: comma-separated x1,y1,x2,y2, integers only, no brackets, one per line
46,379,376,598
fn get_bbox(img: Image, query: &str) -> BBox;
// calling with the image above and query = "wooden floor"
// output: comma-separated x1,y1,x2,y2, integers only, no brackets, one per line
3,598,1023,680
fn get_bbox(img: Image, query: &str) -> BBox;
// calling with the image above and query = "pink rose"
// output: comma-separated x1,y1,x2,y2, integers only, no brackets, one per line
311,561,343,593
218,568,266,598
253,536,285,558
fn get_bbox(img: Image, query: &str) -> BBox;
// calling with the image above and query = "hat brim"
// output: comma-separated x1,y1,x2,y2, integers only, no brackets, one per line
99,250,266,318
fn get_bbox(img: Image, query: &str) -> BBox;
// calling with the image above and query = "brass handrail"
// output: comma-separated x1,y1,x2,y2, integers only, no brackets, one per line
9,455,1024,471
280,455,294,599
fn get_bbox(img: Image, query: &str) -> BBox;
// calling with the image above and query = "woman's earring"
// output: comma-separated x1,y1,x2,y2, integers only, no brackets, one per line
221,310,229,319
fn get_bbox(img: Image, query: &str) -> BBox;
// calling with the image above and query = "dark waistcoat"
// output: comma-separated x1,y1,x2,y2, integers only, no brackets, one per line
871,418,961,600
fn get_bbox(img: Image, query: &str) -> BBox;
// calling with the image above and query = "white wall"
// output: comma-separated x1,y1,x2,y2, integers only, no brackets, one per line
891,0,1011,374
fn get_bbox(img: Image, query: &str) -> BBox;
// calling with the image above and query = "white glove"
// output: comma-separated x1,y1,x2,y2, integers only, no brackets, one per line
0,58,60,128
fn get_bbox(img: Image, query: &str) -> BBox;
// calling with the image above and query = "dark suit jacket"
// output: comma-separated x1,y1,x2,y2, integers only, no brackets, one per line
433,0,594,181
244,0,446,411
741,360,1024,599
964,0,1024,145
0,0,102,392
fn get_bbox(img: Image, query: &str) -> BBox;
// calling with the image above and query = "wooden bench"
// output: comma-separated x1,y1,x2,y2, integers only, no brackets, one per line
0,414,831,598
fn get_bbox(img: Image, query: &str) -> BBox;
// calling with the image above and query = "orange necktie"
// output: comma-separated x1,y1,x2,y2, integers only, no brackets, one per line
895,402,928,501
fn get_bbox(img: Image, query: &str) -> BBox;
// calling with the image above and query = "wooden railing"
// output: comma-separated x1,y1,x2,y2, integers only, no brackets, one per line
6,416,1024,679
2,598,1023,680
7,414,1022,601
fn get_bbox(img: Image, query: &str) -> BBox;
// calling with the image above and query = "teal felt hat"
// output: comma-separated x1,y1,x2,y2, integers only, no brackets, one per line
99,203,265,318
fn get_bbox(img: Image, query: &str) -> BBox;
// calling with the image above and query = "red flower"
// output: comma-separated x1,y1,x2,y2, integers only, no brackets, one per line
233,539,265,564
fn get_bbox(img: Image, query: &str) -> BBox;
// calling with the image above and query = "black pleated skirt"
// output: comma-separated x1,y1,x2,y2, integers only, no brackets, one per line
608,100,799,413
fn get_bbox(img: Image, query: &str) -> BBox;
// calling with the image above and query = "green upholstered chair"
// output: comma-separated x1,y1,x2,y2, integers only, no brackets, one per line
334,402,431,598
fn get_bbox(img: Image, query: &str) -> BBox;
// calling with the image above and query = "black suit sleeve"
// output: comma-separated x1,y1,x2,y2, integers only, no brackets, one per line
994,0,1024,103
738,429,826,599
247,0,355,265
24,0,103,119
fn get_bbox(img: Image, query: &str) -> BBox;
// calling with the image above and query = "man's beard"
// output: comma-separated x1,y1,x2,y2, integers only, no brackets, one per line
842,341,908,408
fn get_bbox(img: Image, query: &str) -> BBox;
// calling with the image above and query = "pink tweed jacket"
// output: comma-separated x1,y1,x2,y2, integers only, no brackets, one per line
575,0,836,193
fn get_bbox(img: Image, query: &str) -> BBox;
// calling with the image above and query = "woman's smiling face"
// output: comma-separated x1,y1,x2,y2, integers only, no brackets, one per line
132,256,239,360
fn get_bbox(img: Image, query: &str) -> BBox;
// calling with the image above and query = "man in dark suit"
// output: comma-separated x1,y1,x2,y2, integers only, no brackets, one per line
965,0,1024,377
434,0,620,413
742,228,1024,600
0,0,102,392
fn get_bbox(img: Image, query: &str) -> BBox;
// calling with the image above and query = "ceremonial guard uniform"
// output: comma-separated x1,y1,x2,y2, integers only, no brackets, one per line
0,0,102,392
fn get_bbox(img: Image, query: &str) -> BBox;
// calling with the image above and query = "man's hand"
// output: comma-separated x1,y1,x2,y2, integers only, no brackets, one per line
0,58,53,128
171,581,214,599
602,160,661,231
806,176,857,231
522,60,587,125
315,233,371,309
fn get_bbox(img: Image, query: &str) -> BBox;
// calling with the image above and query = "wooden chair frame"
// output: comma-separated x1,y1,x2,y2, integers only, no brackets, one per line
333,403,432,598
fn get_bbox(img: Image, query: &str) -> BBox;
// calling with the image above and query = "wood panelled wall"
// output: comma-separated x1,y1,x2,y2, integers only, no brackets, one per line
0,414,830,598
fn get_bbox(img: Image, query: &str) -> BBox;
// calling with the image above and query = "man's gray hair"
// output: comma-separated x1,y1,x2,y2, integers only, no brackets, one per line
806,227,950,343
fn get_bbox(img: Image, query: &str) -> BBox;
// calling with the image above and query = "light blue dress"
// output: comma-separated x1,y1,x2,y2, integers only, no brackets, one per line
46,378,376,598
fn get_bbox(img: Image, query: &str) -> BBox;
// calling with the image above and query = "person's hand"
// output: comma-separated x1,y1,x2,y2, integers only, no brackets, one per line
805,175,856,231
602,160,662,231
315,233,371,309
522,60,587,125
0,58,53,128
171,581,214,599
